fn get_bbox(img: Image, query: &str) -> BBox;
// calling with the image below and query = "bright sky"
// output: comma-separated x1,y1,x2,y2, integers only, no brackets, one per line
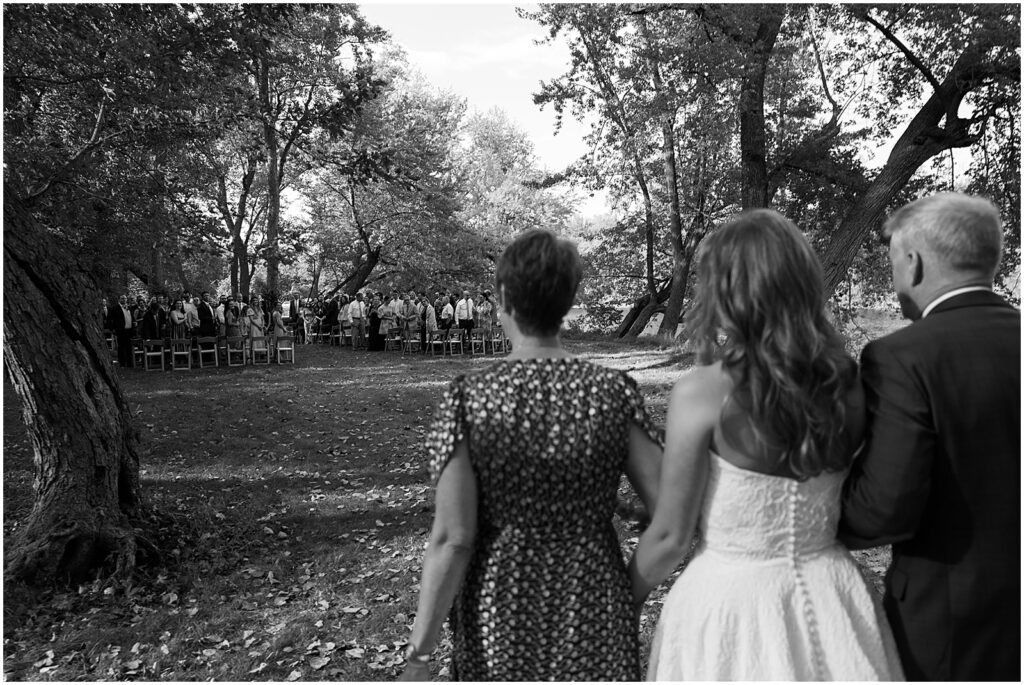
358,3,609,213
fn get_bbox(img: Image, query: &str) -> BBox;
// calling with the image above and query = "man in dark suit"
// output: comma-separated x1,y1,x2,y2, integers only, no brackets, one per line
107,295,135,368
839,193,1020,681
197,291,217,337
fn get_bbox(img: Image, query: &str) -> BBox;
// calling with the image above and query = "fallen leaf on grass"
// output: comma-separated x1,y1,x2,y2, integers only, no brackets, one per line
308,656,330,670
286,669,302,681
344,648,365,658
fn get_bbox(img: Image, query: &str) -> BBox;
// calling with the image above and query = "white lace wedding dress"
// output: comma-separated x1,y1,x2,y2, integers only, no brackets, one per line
646,453,904,680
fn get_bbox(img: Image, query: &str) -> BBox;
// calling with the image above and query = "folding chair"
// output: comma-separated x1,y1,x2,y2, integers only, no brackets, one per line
446,327,464,355
341,322,353,348
385,327,403,352
196,336,219,368
250,337,271,365
131,338,145,368
275,336,295,364
143,340,165,371
225,336,246,366
427,329,446,356
469,329,487,355
169,338,192,370
402,326,421,355
330,325,343,347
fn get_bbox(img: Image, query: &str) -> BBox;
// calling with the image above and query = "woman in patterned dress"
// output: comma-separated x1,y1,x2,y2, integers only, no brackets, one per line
401,229,664,681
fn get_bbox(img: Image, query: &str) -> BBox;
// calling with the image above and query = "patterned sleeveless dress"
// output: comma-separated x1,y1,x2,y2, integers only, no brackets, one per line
427,358,663,680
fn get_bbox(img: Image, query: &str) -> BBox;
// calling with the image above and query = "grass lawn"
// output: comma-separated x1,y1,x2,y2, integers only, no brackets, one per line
3,338,889,681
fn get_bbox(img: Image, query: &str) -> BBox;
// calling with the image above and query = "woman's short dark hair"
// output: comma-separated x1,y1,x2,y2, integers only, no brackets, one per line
495,229,582,336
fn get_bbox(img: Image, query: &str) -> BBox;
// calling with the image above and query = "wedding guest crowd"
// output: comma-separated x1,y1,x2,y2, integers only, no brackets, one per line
103,282,504,367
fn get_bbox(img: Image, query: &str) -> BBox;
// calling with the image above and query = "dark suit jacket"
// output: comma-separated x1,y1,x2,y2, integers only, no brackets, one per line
197,301,216,336
107,305,133,336
839,290,1020,681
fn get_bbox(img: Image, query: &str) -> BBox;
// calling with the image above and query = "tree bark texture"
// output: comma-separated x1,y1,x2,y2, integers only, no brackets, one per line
738,9,784,210
257,43,281,298
644,22,688,338
3,189,144,585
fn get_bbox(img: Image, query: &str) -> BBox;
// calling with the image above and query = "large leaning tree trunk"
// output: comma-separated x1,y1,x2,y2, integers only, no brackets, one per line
820,28,1018,295
3,189,145,585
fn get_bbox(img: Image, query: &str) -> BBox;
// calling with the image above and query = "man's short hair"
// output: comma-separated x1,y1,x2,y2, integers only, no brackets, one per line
884,192,1003,279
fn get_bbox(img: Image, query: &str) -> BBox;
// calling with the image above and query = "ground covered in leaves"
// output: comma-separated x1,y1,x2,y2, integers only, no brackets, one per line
3,337,889,681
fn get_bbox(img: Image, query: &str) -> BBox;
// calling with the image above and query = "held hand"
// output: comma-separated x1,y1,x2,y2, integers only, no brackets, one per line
397,660,430,681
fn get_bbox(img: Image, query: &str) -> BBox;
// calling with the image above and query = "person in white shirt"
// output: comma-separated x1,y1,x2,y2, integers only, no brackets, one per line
440,298,454,331
215,296,227,337
350,292,367,349
455,289,475,349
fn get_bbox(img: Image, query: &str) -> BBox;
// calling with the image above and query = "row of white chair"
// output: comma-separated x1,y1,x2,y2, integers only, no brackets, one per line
104,334,295,371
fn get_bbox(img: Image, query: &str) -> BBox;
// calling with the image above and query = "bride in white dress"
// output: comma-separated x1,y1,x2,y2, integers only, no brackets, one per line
629,210,904,680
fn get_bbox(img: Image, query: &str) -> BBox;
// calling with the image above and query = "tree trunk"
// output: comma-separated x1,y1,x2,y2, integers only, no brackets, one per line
343,248,381,296
626,300,662,337
617,280,673,338
257,44,281,298
738,9,784,210
644,21,688,338
3,189,144,585
233,235,250,298
820,69,979,295
230,254,239,297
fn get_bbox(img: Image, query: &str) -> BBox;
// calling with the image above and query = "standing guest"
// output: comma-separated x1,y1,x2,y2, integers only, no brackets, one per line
312,295,326,339
132,296,148,337
195,292,216,337
323,295,340,343
215,296,227,337
271,304,288,337
184,297,200,335
439,297,454,331
108,295,135,368
339,294,351,332
157,294,170,337
288,292,304,340
367,294,385,351
840,193,1020,681
454,290,475,347
381,292,398,336
141,302,162,340
477,290,495,340
400,229,663,680
248,295,267,352
168,300,189,339
350,293,367,349
101,297,110,328
420,293,434,352
224,297,241,342
194,290,215,335
398,292,418,338
434,292,446,319
292,294,307,344
182,290,198,325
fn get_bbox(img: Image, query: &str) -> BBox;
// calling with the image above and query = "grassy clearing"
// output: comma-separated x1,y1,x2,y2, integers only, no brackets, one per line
3,338,888,681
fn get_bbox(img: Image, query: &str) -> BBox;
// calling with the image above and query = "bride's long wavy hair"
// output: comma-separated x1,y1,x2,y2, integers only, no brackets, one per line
684,209,858,478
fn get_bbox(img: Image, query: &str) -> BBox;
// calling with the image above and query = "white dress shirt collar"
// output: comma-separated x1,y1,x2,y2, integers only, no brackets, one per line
921,286,991,318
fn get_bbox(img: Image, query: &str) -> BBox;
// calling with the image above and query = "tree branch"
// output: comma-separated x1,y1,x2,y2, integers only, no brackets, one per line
861,11,944,94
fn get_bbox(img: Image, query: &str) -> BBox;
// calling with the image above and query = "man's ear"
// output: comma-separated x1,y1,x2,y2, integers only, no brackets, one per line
909,250,924,287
